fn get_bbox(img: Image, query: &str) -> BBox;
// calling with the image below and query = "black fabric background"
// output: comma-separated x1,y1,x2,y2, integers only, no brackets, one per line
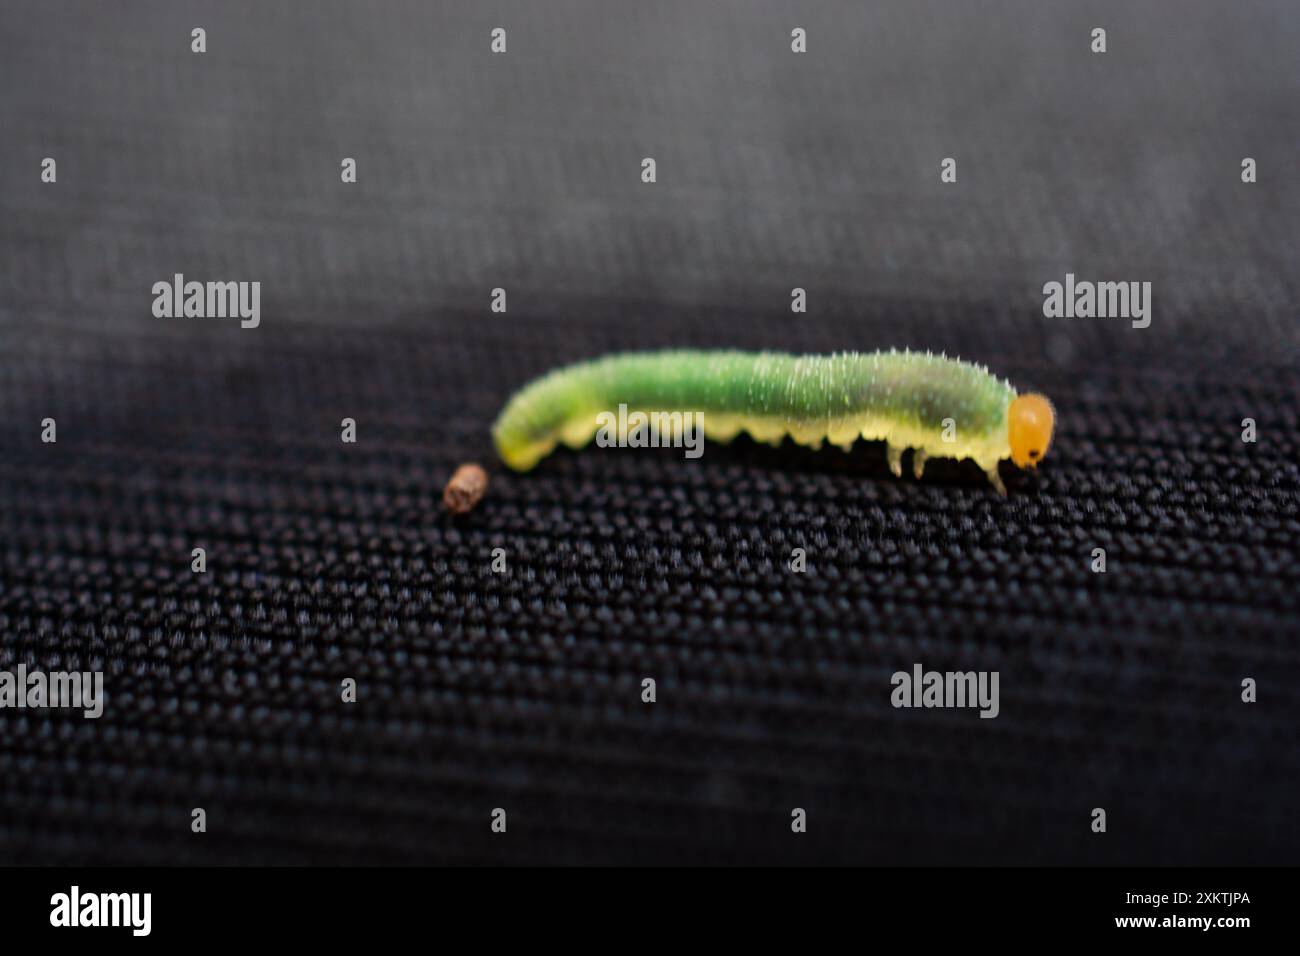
1,1,1297,865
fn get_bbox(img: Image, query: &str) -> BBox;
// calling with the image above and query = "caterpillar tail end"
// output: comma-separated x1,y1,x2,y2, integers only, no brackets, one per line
492,427,547,472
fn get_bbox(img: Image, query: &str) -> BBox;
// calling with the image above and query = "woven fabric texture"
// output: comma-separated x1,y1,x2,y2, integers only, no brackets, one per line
0,1,1297,864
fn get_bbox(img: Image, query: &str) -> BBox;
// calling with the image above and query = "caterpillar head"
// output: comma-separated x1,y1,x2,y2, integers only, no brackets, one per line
1008,393,1055,469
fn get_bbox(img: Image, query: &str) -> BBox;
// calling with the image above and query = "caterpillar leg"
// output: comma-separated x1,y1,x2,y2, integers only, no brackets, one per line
886,443,904,478
984,464,1008,497
913,449,929,480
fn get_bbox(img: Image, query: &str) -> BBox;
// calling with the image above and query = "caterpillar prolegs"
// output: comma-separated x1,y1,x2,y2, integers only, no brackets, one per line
492,350,1055,495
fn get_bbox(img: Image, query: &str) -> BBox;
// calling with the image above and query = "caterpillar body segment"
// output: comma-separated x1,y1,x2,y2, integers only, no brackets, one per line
492,350,1054,494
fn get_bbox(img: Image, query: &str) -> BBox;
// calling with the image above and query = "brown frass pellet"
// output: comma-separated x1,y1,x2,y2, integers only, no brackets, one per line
443,463,489,514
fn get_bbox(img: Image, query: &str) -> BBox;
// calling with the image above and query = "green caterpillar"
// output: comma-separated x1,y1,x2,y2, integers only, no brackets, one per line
492,350,1055,494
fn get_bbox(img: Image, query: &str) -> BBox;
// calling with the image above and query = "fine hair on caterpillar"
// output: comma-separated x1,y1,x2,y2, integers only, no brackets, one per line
492,349,1055,496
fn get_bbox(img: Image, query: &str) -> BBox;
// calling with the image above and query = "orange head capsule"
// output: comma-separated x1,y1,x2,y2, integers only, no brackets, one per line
1007,393,1055,469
